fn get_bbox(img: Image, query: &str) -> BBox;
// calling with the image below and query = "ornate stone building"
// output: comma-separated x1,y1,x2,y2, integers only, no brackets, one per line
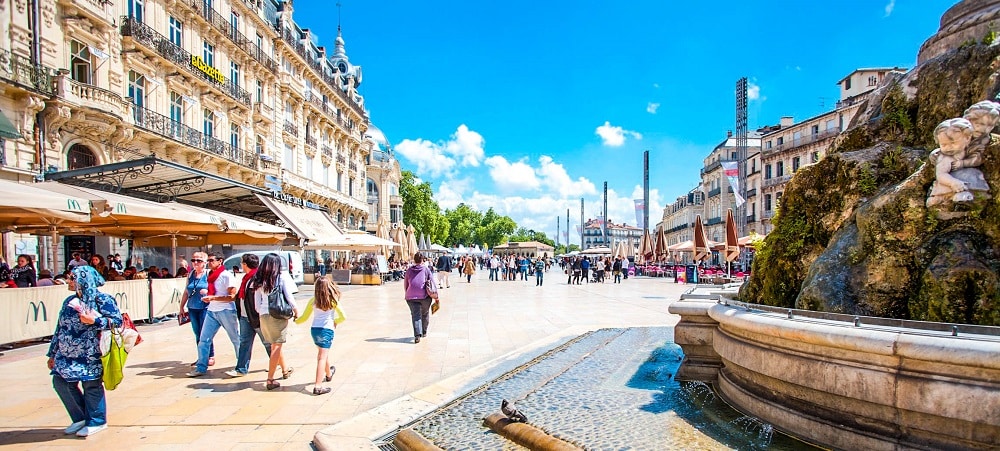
658,188,703,264
581,217,643,253
363,124,403,230
0,0,384,267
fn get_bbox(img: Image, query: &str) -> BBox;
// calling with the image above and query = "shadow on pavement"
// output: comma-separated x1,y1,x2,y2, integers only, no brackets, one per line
0,428,72,445
365,337,415,344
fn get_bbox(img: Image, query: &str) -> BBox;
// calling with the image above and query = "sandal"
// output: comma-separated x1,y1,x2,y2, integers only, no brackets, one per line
282,367,294,380
313,386,331,395
324,365,336,382
265,379,280,390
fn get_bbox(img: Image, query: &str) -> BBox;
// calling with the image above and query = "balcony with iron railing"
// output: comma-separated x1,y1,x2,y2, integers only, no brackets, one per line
119,16,251,105
336,154,346,165
283,120,298,137
746,213,756,223
763,210,776,220
763,174,793,188
701,159,737,175
303,89,353,132
349,161,357,172
707,216,723,226
177,0,277,73
764,127,841,157
279,26,366,119
304,135,317,148
0,48,55,96
321,145,333,160
746,188,757,198
667,223,690,233
282,168,367,211
708,187,722,198
129,103,255,168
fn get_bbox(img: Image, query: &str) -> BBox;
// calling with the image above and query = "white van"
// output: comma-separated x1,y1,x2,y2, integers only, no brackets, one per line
224,250,304,292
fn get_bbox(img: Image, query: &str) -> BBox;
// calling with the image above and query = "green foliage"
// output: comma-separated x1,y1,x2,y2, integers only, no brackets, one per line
858,163,877,196
399,171,449,243
477,208,517,248
444,204,482,246
882,85,915,144
983,30,998,46
508,227,555,246
554,244,580,255
877,145,911,185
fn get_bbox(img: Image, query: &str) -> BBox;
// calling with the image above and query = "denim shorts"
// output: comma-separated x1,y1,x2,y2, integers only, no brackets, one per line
311,327,335,349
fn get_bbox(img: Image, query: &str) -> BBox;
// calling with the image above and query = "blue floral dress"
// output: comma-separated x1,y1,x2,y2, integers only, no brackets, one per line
46,266,123,382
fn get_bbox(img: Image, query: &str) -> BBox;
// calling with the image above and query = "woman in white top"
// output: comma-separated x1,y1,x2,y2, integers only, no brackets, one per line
252,253,299,390
310,275,340,395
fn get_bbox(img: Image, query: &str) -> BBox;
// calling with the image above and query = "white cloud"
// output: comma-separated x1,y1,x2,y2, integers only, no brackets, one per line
747,82,761,101
595,121,643,147
394,124,486,178
394,138,456,178
652,83,660,89
445,124,485,167
537,156,597,197
484,155,540,191
646,102,660,114
884,0,895,17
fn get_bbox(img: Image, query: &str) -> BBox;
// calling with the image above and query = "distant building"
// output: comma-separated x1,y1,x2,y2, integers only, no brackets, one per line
492,241,554,258
757,68,904,234
658,188,704,264
582,218,643,253
699,130,762,244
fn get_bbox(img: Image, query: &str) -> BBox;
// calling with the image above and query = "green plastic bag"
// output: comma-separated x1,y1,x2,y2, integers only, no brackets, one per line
101,328,127,390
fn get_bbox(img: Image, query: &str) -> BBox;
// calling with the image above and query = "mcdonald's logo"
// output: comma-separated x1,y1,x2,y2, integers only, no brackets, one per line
66,199,85,212
26,301,47,323
114,202,128,214
113,292,128,311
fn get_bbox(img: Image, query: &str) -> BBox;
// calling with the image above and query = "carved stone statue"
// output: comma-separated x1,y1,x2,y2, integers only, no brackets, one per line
926,117,990,209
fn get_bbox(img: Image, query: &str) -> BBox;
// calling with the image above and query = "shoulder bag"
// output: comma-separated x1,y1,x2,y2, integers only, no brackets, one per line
267,277,294,320
423,267,439,300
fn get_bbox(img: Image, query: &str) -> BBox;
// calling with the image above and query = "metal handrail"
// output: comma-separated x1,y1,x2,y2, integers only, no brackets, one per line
718,297,1000,338
179,0,276,73
0,47,55,95
120,16,251,105
130,103,254,168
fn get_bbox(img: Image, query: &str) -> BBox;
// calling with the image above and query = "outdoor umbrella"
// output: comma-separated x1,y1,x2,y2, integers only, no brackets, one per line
407,225,419,259
724,209,740,277
639,229,654,263
655,226,669,262
0,179,91,271
693,214,711,263
376,218,392,260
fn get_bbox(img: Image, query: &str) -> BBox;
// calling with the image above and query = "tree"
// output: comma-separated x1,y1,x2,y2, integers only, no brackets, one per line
444,204,482,246
509,227,555,246
399,170,449,243
554,244,580,255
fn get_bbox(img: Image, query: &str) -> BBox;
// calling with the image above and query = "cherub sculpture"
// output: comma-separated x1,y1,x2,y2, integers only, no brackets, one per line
926,117,990,208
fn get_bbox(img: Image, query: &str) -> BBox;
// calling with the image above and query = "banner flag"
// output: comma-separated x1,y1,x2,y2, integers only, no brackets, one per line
721,161,745,207
634,199,645,229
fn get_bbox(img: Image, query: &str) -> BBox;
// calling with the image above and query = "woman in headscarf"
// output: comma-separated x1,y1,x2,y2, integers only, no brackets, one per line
46,265,123,438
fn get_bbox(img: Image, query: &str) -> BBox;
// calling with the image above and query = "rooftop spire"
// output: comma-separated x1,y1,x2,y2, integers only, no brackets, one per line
333,1,348,60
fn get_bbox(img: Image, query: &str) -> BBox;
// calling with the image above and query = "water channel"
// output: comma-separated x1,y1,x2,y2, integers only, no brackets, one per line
378,327,821,450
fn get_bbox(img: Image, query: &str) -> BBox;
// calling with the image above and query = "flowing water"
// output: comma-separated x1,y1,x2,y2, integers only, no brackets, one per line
395,327,820,450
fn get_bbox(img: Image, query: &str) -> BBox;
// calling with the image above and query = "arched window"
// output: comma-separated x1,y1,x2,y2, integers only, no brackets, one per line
336,210,343,224
67,144,97,170
348,214,355,228
366,178,379,205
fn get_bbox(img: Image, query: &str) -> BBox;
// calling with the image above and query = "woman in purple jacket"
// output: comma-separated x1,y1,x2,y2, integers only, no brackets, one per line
403,253,438,344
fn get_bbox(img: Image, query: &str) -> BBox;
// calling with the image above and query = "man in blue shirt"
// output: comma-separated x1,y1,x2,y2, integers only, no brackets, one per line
580,257,591,283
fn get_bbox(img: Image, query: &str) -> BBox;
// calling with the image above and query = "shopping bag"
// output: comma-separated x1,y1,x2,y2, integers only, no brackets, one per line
120,312,142,351
334,304,346,325
100,328,127,390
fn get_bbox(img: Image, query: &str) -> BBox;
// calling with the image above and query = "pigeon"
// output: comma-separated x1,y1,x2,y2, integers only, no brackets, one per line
501,398,528,423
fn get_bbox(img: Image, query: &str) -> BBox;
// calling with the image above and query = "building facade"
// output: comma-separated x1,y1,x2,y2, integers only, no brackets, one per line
580,217,642,254
658,188,703,263
363,125,403,230
758,68,902,234
0,0,391,269
699,130,762,243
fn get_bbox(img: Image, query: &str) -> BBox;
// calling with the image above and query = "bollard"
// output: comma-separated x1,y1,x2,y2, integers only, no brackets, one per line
952,325,959,336
854,316,860,327
787,309,794,319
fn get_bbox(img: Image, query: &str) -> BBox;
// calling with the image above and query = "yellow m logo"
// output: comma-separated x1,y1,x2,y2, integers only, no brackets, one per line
26,301,47,323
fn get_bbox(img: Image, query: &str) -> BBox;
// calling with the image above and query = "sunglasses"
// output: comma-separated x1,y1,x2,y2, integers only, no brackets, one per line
191,259,205,263
206,258,217,262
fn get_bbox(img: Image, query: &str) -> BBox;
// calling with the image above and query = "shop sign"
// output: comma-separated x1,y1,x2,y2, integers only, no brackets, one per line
190,55,226,84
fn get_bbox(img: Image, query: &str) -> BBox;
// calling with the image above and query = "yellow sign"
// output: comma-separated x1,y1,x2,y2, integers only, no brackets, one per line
190,55,226,84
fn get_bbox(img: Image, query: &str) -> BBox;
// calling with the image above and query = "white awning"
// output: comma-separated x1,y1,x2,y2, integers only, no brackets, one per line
257,194,342,242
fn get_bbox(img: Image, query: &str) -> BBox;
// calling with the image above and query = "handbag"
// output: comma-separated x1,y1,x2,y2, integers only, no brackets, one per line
100,327,127,390
267,278,294,320
177,311,190,326
431,298,440,315
423,267,439,300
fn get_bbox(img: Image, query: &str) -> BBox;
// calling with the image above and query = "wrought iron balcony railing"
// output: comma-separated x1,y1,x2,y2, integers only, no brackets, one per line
321,145,333,160
746,214,756,223
0,48,55,95
120,16,251,105
707,216,723,226
708,187,722,198
746,188,757,198
180,0,277,73
349,161,357,172
283,120,298,137
304,135,317,148
336,154,346,165
130,103,255,168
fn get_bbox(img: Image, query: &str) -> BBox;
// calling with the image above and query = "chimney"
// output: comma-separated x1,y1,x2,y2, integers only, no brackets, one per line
727,130,733,138
780,116,794,127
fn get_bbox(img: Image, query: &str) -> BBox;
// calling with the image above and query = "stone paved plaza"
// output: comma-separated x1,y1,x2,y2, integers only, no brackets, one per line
0,269,686,450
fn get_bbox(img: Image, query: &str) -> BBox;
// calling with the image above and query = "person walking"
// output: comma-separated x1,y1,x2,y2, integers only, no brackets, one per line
403,252,437,344
534,257,545,286
436,253,452,288
47,266,123,437
612,257,623,283
179,252,214,368
253,253,299,390
187,252,238,378
309,275,340,395
230,254,267,377
11,254,37,287
581,257,591,283
462,256,476,282
488,255,500,281
519,256,530,281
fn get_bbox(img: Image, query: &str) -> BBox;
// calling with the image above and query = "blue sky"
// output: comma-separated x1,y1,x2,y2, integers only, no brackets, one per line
294,0,955,242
